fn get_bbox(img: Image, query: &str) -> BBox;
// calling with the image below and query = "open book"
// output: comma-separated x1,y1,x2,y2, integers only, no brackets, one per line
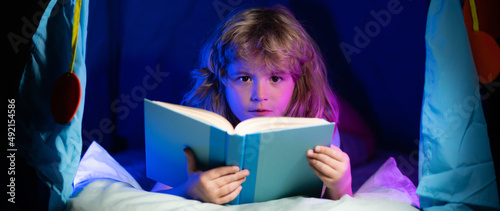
144,99,337,204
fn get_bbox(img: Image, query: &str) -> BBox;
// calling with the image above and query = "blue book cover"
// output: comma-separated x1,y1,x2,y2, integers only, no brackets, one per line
144,99,337,204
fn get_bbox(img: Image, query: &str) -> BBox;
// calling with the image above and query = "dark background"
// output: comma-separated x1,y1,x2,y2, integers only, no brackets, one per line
6,0,499,210
2,0,427,210
6,0,428,154
79,0,428,154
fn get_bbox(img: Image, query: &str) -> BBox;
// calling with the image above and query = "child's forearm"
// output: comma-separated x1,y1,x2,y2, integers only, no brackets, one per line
324,185,353,200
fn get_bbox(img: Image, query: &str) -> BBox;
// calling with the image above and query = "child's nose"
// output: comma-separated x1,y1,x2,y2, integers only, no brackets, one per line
251,80,269,102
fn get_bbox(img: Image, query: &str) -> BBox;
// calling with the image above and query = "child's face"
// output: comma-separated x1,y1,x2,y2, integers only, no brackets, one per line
225,60,295,122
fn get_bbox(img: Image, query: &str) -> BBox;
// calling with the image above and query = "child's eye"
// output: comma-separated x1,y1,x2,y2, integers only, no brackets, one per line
238,76,252,82
270,76,283,83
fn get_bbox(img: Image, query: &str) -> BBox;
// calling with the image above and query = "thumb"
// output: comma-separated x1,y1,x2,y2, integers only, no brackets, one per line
184,148,199,174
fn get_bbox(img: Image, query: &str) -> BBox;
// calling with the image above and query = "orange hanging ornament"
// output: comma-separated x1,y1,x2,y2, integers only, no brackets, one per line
50,0,82,124
50,72,81,124
463,0,500,84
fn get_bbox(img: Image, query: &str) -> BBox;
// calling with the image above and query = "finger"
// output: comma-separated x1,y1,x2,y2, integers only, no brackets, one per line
307,148,344,170
216,175,246,198
204,166,241,180
308,159,330,179
184,148,199,174
215,185,243,204
213,169,249,188
307,156,337,179
312,145,347,162
310,151,344,168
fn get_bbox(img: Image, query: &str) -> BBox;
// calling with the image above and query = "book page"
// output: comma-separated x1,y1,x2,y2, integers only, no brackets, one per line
152,101,234,132
234,117,329,135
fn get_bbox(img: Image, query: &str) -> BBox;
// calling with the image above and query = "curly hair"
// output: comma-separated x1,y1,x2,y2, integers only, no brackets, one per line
182,5,339,126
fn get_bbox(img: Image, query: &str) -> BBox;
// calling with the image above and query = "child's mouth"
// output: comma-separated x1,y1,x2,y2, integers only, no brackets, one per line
249,109,272,116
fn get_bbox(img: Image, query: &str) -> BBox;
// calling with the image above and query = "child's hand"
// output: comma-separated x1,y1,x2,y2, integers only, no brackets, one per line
183,148,249,204
306,145,352,200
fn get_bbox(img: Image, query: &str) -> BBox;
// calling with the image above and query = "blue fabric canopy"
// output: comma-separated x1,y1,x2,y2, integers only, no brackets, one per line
82,0,427,155
17,0,88,210
418,0,499,209
13,0,499,209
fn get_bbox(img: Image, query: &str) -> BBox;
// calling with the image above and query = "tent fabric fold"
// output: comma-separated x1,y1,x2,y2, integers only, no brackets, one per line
418,0,499,209
17,0,88,210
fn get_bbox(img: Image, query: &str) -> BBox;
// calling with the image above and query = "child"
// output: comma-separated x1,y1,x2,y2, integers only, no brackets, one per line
152,5,352,204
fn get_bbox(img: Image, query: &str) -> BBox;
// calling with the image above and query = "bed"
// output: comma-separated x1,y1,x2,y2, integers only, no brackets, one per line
68,141,419,210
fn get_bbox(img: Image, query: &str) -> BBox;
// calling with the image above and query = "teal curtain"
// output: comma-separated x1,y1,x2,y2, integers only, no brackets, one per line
17,0,88,210
418,0,499,209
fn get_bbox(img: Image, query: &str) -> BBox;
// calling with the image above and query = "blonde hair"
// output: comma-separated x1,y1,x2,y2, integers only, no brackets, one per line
182,5,339,126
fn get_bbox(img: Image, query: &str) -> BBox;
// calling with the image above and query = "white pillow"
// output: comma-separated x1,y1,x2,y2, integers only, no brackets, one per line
354,157,419,207
73,141,142,195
